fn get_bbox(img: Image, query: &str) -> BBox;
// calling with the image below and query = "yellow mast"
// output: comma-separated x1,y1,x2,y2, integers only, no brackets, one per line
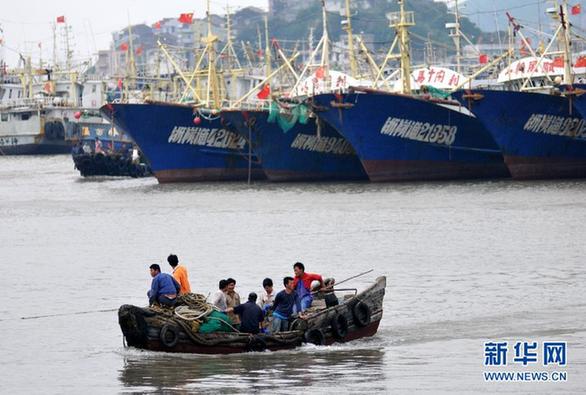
204,0,221,109
390,0,414,94
342,0,358,78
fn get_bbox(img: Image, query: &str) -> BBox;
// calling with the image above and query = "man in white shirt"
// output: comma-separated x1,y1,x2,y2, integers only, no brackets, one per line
258,277,275,311
211,279,229,312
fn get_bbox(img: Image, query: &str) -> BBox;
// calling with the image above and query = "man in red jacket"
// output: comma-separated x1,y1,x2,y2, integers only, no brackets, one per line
293,262,325,312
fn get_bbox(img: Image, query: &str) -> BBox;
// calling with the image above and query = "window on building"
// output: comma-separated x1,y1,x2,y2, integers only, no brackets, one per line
1,113,8,122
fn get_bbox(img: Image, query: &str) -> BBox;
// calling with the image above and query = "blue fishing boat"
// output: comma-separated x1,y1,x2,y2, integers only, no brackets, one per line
452,89,586,179
221,103,367,182
311,90,509,181
100,103,264,183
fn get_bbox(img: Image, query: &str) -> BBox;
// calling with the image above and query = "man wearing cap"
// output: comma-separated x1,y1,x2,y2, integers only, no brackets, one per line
233,293,265,334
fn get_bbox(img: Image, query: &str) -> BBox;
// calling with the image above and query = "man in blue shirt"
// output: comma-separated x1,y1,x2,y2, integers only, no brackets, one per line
233,293,264,334
271,277,301,333
147,264,180,307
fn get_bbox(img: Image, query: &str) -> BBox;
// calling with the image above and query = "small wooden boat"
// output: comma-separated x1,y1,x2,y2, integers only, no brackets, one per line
118,276,386,354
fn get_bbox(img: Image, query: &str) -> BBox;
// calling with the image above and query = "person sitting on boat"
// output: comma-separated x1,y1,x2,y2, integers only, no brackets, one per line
271,276,301,333
147,264,180,307
167,254,191,295
225,278,241,329
258,277,275,312
211,279,229,312
293,262,325,311
233,292,264,334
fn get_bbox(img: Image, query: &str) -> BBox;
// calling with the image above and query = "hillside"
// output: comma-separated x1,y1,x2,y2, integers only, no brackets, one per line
232,0,483,57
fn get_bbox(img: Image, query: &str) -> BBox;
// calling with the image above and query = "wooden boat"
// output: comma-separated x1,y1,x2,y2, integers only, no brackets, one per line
118,276,386,354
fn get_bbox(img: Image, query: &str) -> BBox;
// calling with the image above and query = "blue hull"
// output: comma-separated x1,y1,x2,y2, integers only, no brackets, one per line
221,109,367,181
312,92,509,182
452,89,586,179
101,103,264,183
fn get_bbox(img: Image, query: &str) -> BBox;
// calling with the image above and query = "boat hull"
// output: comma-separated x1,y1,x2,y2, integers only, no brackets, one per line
452,89,586,180
101,103,265,183
119,276,386,354
221,109,367,182
312,92,509,182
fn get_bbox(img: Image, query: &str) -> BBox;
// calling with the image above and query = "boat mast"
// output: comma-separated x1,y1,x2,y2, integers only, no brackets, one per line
390,0,414,94
448,0,462,74
342,0,358,78
559,0,573,84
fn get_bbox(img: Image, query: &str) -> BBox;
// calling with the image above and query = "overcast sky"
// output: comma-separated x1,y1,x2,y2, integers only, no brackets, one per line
0,0,268,67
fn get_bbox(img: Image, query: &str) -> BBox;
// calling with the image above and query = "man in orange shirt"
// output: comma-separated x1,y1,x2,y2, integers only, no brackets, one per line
167,254,191,295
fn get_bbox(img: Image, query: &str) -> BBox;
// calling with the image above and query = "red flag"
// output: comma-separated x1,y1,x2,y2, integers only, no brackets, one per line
572,4,581,15
135,46,143,56
479,54,488,64
119,43,128,51
256,84,271,100
178,13,193,24
315,67,325,79
117,79,123,89
56,16,65,23
256,49,263,58
153,21,161,29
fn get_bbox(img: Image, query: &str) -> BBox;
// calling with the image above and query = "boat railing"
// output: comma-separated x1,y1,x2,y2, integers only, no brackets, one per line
0,96,75,110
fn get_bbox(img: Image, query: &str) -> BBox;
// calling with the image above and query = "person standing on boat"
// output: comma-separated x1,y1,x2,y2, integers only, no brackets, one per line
293,262,325,312
233,293,264,334
147,264,180,307
225,278,241,329
167,254,191,295
271,277,301,333
211,279,229,312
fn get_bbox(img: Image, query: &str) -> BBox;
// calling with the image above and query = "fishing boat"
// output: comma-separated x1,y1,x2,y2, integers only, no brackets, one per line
452,3,586,180
118,276,386,354
101,5,265,183
310,0,509,182
221,1,367,182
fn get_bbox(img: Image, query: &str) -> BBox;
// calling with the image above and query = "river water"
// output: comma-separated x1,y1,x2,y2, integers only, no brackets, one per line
0,155,585,394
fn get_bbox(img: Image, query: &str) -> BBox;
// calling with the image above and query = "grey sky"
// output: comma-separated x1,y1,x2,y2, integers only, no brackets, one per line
0,0,268,67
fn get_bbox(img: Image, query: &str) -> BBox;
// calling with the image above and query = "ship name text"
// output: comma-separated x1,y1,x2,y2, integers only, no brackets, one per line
523,114,586,137
380,117,457,146
168,126,246,150
290,133,355,155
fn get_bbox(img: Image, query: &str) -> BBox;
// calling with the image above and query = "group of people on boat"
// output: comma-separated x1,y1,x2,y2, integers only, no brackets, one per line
147,256,333,335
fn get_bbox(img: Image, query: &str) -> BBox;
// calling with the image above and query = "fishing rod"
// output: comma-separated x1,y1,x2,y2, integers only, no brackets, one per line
334,269,374,287
312,269,374,294
19,308,118,321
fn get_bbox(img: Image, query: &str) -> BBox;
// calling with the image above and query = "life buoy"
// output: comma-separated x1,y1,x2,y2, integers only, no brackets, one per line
352,301,371,327
304,328,325,345
159,324,179,348
330,314,349,340
247,335,267,352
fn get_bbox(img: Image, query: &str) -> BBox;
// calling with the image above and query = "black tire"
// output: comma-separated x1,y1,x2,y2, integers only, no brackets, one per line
304,328,325,345
54,122,65,139
352,301,371,327
290,318,308,332
159,324,179,348
330,314,349,340
44,122,56,140
247,335,267,352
